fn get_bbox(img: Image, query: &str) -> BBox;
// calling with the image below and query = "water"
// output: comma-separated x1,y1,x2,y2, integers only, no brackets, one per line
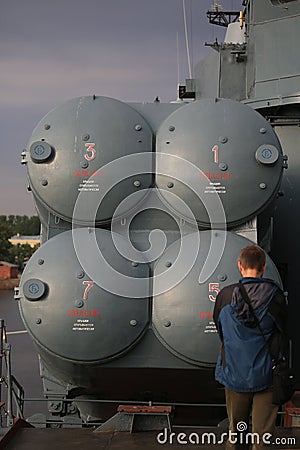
0,289,46,420
0,289,24,330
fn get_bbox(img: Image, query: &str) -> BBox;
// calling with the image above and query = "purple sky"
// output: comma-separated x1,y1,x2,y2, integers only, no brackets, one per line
1,0,242,215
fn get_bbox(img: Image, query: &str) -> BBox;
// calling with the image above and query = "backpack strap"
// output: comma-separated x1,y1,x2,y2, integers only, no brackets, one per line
238,282,274,361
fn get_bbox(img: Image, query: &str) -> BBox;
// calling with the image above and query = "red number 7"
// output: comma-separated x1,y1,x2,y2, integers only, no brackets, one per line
82,281,94,300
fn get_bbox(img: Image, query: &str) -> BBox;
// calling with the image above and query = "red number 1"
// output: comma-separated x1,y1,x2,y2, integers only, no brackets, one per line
212,145,219,164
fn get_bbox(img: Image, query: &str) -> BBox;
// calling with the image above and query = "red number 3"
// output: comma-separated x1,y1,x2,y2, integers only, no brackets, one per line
84,143,96,161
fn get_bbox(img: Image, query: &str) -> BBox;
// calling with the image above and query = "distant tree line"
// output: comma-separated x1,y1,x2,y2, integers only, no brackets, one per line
1,215,40,235
0,215,41,270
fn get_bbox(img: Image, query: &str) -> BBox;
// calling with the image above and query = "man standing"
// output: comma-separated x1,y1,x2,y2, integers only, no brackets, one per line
213,245,288,449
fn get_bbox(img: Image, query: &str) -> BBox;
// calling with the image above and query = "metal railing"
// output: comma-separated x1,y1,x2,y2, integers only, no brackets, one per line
0,319,25,427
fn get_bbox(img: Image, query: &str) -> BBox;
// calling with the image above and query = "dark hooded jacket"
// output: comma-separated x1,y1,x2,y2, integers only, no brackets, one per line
213,277,287,393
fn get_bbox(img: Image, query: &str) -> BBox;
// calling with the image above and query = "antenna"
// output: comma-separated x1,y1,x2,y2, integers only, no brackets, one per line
212,1,222,12
212,1,218,12
207,1,241,28
182,0,192,80
176,31,180,86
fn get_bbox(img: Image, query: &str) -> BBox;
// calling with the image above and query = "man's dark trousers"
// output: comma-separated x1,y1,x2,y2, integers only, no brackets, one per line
225,387,278,450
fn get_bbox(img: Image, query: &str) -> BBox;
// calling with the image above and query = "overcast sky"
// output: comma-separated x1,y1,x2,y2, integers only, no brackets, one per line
0,0,242,216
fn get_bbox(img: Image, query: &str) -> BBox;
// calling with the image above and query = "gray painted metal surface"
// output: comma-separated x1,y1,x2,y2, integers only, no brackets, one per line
16,0,300,426
153,230,281,366
18,228,150,362
269,123,300,379
156,98,284,227
194,0,300,108
25,96,153,225
246,0,300,106
18,94,285,423
94,410,171,433
192,0,300,385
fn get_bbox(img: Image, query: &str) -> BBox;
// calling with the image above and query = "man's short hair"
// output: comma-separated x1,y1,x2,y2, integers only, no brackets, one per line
238,245,266,272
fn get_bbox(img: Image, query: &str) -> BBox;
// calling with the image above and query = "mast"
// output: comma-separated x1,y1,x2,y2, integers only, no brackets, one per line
207,1,241,28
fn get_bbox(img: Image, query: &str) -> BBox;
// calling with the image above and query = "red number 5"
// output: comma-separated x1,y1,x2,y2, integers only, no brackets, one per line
209,282,220,302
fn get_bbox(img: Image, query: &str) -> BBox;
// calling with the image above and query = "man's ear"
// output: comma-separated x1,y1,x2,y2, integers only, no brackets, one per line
238,260,245,277
238,260,243,273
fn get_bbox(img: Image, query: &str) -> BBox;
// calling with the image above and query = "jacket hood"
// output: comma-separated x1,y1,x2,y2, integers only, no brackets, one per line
231,278,278,327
